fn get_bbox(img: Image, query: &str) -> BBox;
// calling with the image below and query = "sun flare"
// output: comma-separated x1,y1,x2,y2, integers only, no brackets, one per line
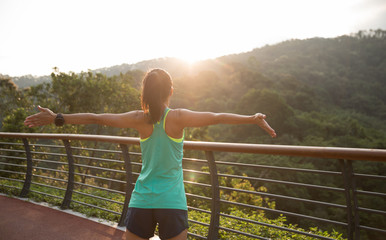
176,53,206,65
1,0,384,76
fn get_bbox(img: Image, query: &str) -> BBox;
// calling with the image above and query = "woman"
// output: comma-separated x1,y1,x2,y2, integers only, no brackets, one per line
24,68,276,240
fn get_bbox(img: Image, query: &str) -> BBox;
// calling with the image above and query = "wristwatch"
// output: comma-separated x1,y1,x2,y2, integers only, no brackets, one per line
54,113,65,127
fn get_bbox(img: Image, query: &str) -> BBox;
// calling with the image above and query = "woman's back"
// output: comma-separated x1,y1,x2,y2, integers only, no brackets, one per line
129,107,187,210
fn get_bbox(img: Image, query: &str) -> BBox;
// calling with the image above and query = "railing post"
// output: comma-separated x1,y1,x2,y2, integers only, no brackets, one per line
61,140,75,209
340,159,354,240
20,138,32,198
206,151,220,240
118,144,134,227
346,160,360,240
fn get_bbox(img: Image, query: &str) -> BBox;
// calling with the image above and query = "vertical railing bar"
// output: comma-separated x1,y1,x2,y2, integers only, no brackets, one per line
205,151,220,240
20,138,33,198
118,143,134,227
340,159,354,240
61,139,75,209
347,160,360,240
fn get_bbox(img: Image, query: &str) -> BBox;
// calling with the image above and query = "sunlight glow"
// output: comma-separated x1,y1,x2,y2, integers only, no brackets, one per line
0,0,384,76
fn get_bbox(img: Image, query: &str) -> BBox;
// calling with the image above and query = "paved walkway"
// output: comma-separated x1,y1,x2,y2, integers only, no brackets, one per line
0,195,126,240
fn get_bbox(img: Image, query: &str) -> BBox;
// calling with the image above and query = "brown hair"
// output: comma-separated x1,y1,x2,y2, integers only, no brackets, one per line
141,69,173,123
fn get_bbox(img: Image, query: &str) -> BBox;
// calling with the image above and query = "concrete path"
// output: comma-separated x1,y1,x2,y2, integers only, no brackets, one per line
0,195,126,240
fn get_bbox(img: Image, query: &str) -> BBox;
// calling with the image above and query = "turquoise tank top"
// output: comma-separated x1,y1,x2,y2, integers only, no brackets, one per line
128,108,187,210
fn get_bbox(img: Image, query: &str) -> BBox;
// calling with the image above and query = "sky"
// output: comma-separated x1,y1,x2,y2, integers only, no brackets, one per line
0,0,385,77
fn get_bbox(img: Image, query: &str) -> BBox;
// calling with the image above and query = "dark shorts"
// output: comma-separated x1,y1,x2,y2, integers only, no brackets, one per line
124,208,189,239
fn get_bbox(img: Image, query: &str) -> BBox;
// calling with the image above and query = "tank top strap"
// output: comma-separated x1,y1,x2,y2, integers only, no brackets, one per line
162,108,171,130
157,107,170,126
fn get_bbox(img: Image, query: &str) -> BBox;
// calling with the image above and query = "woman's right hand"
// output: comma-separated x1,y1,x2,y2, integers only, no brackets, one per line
24,106,56,128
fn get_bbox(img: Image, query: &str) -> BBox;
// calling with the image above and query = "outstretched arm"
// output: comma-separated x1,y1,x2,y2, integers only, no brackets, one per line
175,109,277,138
24,106,144,129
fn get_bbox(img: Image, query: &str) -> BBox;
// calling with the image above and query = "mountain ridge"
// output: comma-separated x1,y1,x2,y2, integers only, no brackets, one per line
3,29,385,91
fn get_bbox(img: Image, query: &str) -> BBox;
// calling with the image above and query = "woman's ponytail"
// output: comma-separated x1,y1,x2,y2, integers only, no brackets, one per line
141,69,172,123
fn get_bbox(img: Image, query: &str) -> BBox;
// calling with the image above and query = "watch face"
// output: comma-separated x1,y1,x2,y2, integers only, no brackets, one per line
55,114,65,126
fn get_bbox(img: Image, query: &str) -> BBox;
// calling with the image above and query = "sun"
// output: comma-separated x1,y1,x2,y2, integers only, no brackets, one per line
174,51,207,65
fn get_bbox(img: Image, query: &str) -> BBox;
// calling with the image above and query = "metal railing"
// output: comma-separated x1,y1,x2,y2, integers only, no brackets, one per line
0,132,385,240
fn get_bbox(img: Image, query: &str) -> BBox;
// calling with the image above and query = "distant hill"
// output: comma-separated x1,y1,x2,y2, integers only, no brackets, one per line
10,75,52,89
4,57,194,89
6,30,386,113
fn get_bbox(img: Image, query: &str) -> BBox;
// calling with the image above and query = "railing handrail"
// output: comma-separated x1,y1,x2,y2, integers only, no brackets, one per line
1,132,385,162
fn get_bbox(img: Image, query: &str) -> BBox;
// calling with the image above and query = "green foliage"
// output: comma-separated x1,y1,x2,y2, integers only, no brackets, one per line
2,108,36,133
188,207,345,239
238,88,294,134
50,70,139,114
0,76,31,129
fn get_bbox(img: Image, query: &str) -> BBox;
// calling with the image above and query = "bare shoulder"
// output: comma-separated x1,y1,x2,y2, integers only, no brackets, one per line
166,108,180,120
164,109,185,134
169,108,192,115
167,108,210,128
167,108,219,128
167,108,191,120
166,108,187,126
